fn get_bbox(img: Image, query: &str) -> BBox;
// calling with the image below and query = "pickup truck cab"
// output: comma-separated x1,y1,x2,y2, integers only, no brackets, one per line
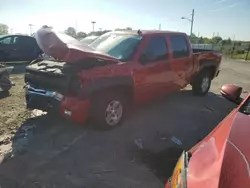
25,28,221,129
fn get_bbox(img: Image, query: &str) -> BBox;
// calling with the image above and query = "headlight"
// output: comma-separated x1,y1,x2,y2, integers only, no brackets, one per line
53,92,64,101
170,151,189,188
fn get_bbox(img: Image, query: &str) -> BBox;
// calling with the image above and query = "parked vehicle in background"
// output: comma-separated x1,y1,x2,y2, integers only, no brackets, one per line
80,35,99,45
165,84,250,188
0,34,42,62
24,28,221,129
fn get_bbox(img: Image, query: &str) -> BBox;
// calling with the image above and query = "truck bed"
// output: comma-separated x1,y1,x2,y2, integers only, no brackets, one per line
192,48,214,53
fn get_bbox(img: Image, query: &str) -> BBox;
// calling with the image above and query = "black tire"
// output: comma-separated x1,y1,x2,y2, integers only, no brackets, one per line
192,70,211,96
90,91,128,129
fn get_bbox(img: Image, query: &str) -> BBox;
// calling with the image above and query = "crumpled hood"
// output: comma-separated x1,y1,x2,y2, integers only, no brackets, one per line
35,27,119,63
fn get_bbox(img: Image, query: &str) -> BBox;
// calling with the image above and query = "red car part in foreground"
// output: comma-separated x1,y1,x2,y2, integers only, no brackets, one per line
24,27,221,129
166,84,250,188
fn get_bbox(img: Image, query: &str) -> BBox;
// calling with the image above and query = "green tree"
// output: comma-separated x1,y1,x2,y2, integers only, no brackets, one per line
211,36,222,44
88,30,111,36
115,27,133,31
0,23,8,35
198,37,204,43
76,31,87,39
125,27,132,30
203,37,211,44
64,27,77,38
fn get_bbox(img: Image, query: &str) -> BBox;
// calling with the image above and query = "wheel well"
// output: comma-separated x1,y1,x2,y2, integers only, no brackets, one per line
202,66,216,79
90,85,134,102
190,66,216,86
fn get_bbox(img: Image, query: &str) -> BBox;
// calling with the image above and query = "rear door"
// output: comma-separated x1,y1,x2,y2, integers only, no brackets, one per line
15,36,40,61
168,35,193,88
133,35,172,103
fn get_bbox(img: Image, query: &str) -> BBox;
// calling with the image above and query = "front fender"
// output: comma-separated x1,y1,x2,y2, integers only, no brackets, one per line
85,76,134,97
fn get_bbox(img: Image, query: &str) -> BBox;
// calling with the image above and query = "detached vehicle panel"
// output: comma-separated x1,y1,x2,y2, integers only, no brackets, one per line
165,85,250,188
25,28,221,128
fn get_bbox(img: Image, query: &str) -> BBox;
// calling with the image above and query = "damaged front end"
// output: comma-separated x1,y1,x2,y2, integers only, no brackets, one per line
24,27,118,122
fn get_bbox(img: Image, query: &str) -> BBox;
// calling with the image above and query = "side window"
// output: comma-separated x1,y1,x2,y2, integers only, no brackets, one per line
170,35,189,59
140,36,168,64
16,37,28,46
0,37,13,44
13,37,20,44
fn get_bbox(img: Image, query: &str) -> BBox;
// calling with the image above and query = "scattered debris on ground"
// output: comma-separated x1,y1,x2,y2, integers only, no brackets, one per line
0,75,44,159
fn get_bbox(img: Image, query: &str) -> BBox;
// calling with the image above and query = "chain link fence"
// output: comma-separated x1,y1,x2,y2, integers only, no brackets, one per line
191,42,250,61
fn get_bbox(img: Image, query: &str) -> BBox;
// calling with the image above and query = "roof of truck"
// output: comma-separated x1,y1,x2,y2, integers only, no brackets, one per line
111,30,186,36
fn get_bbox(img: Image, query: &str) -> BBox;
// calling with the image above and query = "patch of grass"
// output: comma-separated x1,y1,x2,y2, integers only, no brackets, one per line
232,53,250,61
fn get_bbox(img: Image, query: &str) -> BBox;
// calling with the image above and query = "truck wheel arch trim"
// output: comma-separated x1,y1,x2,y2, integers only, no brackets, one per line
199,60,218,71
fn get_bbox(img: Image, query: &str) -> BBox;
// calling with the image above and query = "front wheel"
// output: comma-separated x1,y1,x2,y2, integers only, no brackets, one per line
90,91,127,129
192,70,211,96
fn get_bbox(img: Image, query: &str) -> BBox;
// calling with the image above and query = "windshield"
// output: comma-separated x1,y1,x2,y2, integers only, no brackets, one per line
89,32,143,61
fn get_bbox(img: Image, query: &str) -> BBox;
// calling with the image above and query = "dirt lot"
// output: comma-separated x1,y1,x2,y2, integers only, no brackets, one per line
0,58,249,188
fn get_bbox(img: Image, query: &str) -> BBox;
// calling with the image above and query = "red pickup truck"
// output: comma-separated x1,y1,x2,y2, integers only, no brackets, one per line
24,28,221,129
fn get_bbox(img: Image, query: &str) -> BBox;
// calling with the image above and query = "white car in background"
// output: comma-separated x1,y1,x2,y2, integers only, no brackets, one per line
80,35,99,45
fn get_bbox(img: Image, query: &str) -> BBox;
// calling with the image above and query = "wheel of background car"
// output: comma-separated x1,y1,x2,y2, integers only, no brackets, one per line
192,70,211,96
90,91,127,129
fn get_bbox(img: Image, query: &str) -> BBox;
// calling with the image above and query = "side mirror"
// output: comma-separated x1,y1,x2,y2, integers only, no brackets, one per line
220,84,243,104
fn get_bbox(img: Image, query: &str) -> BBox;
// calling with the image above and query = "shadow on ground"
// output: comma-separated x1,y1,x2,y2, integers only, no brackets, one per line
5,61,30,74
0,91,10,99
0,90,236,187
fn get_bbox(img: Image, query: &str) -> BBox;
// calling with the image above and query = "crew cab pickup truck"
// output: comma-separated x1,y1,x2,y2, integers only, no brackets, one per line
24,28,221,129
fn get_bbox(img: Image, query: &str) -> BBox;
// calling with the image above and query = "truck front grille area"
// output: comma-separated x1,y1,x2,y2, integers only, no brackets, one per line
25,59,85,98
25,70,71,94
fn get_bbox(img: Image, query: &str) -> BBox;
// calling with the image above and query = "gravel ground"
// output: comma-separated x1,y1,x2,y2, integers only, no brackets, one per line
0,58,249,188
0,75,31,156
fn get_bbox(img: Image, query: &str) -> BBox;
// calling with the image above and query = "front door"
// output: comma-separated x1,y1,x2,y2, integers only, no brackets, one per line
133,35,172,103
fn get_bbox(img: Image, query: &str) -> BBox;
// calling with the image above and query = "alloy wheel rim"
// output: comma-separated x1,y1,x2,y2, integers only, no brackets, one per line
201,76,210,92
105,100,123,126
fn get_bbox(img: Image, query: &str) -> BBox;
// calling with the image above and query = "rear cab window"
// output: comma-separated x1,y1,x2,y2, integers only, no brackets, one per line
169,35,190,59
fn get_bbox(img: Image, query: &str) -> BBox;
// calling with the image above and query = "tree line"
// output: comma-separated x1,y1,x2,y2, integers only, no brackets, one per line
0,23,249,46
64,26,133,39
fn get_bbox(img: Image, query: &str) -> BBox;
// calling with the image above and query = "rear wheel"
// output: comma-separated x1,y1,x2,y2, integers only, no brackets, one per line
90,91,128,129
192,70,211,96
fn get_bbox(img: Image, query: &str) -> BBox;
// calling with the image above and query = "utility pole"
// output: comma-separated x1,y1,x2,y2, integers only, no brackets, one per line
181,9,194,36
91,21,96,32
28,24,33,36
158,24,161,30
75,20,78,33
190,9,194,36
